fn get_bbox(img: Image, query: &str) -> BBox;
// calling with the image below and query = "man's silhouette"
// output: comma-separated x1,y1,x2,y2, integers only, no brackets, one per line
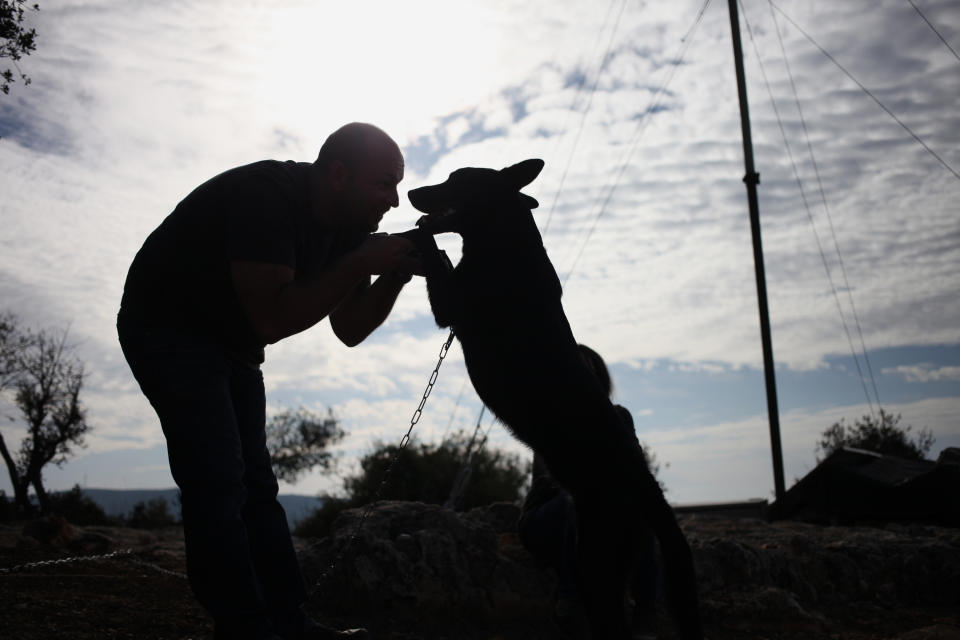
117,123,418,639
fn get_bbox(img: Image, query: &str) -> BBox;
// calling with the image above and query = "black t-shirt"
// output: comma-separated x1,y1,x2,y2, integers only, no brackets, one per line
119,160,365,363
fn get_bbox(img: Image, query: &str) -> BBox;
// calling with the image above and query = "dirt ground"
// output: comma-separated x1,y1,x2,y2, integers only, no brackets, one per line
0,519,957,640
0,522,210,639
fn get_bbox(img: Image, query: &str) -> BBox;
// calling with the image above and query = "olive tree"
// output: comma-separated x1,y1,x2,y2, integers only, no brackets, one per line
816,408,934,462
0,316,90,512
1,1,39,95
266,406,344,483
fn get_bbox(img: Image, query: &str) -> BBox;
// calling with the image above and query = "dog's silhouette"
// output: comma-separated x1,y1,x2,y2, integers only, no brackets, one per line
404,159,702,640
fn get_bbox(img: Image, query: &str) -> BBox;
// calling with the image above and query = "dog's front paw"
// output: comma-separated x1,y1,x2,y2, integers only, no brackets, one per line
394,227,436,253
393,228,451,274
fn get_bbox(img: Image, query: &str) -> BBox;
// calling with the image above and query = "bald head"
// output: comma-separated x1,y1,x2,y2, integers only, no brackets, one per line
316,122,402,173
310,123,405,232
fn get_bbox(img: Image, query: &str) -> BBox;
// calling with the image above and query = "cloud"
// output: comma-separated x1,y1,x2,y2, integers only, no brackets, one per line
884,365,960,384
0,0,958,501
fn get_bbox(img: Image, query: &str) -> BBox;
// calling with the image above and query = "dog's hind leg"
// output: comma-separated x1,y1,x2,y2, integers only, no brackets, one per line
656,524,702,640
639,482,703,640
572,499,633,640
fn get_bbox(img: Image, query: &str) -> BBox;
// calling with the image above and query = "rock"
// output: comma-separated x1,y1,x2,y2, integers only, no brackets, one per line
687,517,960,610
299,501,556,637
938,447,960,466
15,535,40,551
893,624,960,640
22,515,73,546
66,528,115,554
702,585,828,635
296,501,960,639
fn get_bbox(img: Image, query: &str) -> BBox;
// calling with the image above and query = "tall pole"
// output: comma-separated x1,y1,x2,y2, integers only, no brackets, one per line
727,0,786,502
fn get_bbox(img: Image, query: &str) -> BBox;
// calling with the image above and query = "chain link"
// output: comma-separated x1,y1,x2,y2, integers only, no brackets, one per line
307,329,455,599
0,545,189,581
123,555,189,580
0,548,135,574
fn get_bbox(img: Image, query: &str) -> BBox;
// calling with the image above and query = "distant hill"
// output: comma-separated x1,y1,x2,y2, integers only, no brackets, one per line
81,488,324,530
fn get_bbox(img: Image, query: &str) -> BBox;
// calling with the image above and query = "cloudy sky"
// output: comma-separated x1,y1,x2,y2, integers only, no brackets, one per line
1,0,958,506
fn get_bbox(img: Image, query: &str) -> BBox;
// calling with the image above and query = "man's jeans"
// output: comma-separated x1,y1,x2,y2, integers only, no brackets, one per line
118,318,306,637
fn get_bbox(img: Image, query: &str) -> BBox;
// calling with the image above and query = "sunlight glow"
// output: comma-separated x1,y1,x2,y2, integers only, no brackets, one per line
249,2,506,147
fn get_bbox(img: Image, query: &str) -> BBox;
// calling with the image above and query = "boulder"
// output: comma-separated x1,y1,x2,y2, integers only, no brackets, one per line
298,500,960,639
299,501,556,638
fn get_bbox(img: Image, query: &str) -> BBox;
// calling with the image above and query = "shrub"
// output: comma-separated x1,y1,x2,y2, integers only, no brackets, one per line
293,496,350,538
293,430,529,539
46,485,112,526
345,430,528,509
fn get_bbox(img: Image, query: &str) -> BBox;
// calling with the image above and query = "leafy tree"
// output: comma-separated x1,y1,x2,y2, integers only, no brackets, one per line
1,1,39,95
294,430,529,538
266,406,344,483
0,321,90,513
0,312,29,389
816,409,934,462
0,313,34,510
127,497,177,529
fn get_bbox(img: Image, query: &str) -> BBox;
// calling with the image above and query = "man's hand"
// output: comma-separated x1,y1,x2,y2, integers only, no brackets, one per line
354,234,422,277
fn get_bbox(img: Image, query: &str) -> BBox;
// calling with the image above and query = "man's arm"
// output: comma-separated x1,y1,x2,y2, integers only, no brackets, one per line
329,270,411,347
231,234,417,345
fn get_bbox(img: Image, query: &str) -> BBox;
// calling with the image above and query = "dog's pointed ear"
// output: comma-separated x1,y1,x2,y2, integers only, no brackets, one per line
501,159,544,191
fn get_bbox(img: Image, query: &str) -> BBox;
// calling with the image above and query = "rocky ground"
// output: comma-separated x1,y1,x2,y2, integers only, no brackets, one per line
1,501,958,639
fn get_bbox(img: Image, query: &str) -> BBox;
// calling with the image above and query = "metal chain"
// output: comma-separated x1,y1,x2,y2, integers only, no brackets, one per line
307,329,455,599
0,548,135,574
0,546,188,581
123,555,188,580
